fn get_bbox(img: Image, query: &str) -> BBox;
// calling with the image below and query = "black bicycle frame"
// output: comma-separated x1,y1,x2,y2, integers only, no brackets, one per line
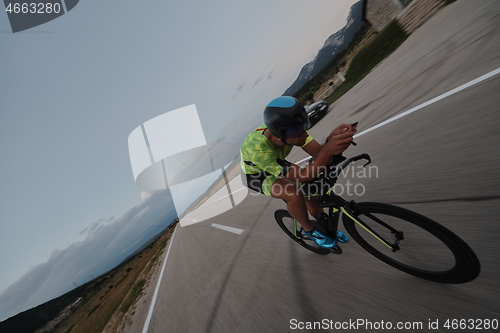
312,154,401,251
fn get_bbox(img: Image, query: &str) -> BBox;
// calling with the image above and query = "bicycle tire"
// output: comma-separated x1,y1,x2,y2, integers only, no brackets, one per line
342,202,480,283
275,209,330,255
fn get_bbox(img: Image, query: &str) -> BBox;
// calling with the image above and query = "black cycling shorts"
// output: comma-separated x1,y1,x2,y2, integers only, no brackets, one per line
245,172,323,198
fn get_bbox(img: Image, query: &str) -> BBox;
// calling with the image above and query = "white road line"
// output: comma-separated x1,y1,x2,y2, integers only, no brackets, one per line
204,187,246,206
211,223,245,235
296,67,500,164
141,67,500,331
142,227,177,333
354,67,500,138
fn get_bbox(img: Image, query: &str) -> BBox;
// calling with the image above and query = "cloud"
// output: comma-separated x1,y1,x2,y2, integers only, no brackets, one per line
251,76,263,89
236,82,246,92
140,190,152,203
78,216,115,237
0,190,176,322
267,69,275,81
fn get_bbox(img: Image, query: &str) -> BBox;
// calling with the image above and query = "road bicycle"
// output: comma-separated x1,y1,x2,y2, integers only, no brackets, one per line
275,153,481,283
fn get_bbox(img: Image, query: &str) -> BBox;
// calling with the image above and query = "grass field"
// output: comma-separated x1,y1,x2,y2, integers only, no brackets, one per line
34,226,175,333
325,20,409,105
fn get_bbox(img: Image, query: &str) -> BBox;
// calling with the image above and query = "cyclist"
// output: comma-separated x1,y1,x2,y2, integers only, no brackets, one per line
240,96,357,249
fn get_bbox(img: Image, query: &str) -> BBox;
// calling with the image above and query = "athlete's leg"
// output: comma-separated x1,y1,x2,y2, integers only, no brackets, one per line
305,194,350,244
271,178,337,248
269,178,314,231
305,196,324,219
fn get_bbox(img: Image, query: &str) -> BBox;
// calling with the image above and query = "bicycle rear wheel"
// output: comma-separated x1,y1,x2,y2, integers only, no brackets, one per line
275,209,330,255
342,202,480,283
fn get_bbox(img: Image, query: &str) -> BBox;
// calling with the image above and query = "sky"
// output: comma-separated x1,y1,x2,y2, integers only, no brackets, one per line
0,0,359,321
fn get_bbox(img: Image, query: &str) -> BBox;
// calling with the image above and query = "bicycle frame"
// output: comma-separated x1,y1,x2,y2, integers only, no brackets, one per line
278,153,481,282
314,154,403,252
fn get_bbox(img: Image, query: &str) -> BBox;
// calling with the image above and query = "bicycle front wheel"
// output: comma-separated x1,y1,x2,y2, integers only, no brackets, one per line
275,209,330,255
342,202,480,283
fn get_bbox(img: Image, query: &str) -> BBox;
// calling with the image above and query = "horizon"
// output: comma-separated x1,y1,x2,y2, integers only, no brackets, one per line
0,0,360,321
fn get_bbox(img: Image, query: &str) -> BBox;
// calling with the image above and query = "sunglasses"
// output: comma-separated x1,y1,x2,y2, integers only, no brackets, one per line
285,124,307,138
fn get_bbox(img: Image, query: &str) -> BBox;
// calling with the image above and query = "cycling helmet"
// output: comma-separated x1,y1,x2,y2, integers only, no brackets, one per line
263,96,309,139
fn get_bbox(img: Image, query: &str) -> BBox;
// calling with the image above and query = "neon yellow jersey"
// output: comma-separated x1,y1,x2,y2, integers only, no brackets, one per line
240,125,313,195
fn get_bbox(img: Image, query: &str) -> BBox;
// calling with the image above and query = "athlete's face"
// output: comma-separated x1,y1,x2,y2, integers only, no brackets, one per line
286,129,308,146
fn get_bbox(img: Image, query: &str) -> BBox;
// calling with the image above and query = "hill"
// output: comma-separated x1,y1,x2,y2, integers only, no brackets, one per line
0,224,177,333
283,0,365,96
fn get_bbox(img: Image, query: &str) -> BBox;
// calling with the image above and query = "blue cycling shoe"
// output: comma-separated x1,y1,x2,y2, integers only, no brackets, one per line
303,227,336,249
336,230,350,243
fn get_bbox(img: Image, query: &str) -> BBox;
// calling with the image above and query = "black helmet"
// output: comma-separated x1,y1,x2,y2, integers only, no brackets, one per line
263,96,309,139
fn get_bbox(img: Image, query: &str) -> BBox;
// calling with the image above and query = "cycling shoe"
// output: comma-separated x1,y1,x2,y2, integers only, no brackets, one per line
303,227,336,249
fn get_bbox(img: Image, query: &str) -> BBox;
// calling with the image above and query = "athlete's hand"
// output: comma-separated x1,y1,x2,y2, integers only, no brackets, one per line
326,123,357,142
324,124,356,155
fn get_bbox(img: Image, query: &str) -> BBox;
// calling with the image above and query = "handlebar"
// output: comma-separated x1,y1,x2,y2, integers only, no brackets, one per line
314,153,371,205
322,153,371,183
340,153,371,169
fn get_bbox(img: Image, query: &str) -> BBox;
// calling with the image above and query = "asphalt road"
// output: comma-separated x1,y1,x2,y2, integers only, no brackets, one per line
125,2,500,332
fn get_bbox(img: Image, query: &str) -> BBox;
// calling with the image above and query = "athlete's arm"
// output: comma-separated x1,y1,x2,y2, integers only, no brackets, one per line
301,138,322,156
285,129,353,183
302,123,357,157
